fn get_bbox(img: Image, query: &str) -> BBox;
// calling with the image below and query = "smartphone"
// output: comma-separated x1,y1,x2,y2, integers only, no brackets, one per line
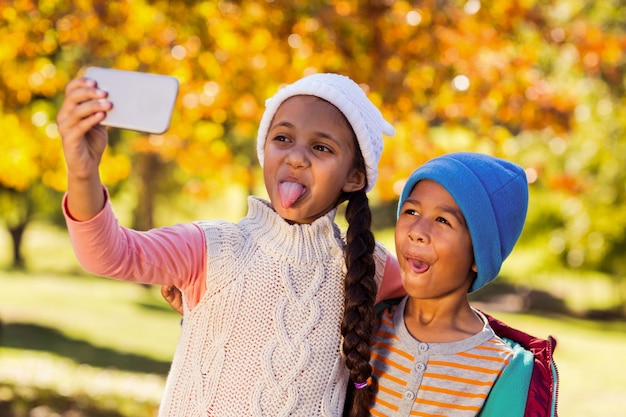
84,67,179,134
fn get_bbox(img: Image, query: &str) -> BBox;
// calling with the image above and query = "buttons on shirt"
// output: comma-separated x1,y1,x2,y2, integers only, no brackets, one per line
403,391,415,400
418,342,429,352
414,362,426,372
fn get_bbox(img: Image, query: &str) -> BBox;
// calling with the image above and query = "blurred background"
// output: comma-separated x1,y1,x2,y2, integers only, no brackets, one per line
1,0,625,416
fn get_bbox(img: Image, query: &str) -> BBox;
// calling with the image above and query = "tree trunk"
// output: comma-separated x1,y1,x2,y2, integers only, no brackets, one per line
132,152,161,231
9,221,27,269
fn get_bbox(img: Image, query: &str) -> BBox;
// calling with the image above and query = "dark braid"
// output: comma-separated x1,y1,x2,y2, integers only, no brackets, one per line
341,188,378,417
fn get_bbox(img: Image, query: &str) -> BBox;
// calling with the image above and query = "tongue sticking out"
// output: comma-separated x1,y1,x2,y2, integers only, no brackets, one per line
279,182,306,209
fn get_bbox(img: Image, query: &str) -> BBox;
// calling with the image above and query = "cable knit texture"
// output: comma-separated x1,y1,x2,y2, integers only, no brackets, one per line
158,197,387,417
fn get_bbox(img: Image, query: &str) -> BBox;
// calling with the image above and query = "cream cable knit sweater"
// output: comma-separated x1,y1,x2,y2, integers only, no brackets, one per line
157,197,387,416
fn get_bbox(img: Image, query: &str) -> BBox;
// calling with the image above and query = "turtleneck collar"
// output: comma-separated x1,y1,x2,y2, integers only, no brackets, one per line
243,196,344,265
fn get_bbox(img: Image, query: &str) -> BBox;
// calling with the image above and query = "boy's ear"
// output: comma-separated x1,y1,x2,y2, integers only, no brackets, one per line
342,168,367,193
472,262,478,273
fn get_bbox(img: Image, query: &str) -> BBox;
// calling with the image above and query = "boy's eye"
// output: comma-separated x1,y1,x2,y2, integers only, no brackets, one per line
436,216,451,226
404,208,418,216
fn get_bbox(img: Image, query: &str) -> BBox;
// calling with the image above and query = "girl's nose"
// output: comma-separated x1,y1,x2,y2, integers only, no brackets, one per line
285,145,309,168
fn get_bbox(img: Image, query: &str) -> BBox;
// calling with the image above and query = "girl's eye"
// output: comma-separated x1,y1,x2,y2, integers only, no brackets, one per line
273,135,289,142
313,144,332,153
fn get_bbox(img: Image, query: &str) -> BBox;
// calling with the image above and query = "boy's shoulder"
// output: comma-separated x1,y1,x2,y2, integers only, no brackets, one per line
477,309,559,417
479,309,557,364
375,298,557,359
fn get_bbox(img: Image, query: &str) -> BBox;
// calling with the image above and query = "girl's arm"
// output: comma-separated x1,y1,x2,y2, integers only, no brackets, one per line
58,77,208,308
63,189,207,304
57,77,112,221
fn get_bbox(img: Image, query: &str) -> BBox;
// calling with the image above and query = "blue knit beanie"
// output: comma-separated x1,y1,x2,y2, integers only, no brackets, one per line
397,152,528,293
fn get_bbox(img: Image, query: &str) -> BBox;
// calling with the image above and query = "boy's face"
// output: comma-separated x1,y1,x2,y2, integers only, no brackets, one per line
395,180,477,300
263,95,365,224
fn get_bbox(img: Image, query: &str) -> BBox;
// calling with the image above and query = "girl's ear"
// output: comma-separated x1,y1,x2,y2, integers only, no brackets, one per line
343,168,367,193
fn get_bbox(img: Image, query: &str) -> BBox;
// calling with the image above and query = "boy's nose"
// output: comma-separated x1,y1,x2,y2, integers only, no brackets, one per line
408,221,430,244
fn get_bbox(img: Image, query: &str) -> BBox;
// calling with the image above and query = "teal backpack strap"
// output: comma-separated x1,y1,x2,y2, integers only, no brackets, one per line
375,296,405,315
479,338,534,417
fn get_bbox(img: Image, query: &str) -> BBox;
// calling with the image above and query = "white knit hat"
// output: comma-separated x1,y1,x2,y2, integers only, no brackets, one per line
256,73,395,192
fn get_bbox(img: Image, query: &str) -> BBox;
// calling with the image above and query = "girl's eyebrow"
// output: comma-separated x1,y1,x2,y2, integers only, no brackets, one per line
271,121,294,129
270,120,340,143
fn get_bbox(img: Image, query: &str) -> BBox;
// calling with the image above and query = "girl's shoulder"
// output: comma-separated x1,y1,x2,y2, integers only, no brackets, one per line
373,240,391,262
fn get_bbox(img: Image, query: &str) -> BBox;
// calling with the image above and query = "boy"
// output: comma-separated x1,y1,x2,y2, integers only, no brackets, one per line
367,152,558,417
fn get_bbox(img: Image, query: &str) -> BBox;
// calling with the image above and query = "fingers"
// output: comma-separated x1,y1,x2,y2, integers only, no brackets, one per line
57,77,112,141
161,285,175,301
161,285,184,315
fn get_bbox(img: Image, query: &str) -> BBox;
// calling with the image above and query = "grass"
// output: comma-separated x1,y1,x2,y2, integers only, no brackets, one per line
0,222,178,416
492,312,626,416
0,271,178,373
0,280,173,416
2,222,626,416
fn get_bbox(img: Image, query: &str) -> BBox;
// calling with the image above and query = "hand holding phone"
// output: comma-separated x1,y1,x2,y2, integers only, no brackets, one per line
84,67,179,134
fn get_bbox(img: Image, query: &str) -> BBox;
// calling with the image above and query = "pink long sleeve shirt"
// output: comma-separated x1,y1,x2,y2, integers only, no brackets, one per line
63,189,402,310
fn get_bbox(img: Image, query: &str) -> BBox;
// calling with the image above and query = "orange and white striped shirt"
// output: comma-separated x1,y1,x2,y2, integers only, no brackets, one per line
370,298,513,417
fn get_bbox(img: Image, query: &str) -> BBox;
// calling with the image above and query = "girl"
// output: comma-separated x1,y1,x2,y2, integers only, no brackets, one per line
57,72,402,416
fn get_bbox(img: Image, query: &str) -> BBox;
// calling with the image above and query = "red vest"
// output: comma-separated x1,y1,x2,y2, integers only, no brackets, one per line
482,311,559,417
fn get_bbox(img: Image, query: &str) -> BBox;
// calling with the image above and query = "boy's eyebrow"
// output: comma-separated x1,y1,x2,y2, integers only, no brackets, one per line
402,198,467,226
438,204,467,225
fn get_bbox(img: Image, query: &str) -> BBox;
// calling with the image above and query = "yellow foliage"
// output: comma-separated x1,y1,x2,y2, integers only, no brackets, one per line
1,114,40,191
0,0,611,210
99,151,132,186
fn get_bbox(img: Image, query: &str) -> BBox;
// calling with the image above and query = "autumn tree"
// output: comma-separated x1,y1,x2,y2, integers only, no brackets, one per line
2,0,625,295
1,3,76,267
511,0,626,310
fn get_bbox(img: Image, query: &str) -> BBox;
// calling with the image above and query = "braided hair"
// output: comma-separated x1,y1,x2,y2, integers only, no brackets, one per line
340,151,378,417
308,96,379,416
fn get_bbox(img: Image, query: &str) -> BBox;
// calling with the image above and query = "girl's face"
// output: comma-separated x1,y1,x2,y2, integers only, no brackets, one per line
263,95,366,224
395,180,477,301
